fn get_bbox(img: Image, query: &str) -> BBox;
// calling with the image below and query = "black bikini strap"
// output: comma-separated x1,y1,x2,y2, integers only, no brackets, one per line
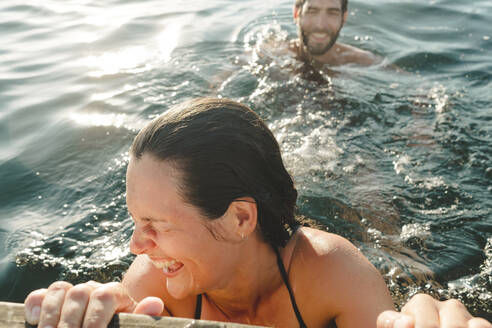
194,293,202,319
195,250,307,327
273,246,307,328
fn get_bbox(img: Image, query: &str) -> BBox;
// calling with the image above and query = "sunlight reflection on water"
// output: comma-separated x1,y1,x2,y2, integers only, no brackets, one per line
0,0,491,316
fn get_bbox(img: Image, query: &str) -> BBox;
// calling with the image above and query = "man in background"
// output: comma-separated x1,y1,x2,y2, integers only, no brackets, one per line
292,0,379,66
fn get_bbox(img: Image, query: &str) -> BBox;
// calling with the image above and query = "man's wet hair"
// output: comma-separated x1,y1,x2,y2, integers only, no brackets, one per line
295,0,348,13
131,98,300,247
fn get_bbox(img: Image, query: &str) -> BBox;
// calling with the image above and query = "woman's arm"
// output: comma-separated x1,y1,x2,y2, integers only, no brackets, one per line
23,255,175,327
24,280,165,328
294,228,492,328
292,228,394,327
122,254,195,318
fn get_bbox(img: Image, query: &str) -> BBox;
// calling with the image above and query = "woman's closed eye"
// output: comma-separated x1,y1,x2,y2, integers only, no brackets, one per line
142,224,155,234
144,221,173,234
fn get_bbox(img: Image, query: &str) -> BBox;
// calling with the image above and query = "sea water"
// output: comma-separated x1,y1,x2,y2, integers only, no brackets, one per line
0,0,491,319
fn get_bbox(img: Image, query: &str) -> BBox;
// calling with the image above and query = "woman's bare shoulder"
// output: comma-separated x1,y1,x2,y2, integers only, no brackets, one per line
287,227,393,326
292,226,355,257
291,227,385,285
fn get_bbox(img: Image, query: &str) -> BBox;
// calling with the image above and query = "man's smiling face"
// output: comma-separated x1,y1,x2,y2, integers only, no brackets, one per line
297,0,346,56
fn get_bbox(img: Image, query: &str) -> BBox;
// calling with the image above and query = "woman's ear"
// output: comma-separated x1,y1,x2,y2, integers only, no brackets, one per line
293,6,299,21
227,197,257,241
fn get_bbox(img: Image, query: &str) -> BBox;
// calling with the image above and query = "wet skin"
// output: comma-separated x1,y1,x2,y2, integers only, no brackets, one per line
297,0,345,56
294,0,378,66
23,153,492,327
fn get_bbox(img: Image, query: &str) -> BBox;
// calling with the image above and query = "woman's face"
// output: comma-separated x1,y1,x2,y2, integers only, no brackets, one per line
126,153,238,299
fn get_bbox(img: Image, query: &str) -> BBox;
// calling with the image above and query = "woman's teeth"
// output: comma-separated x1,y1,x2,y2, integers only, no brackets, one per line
152,259,176,270
163,260,177,272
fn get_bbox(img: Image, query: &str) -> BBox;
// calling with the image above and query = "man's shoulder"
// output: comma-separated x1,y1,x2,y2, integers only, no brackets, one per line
335,43,380,66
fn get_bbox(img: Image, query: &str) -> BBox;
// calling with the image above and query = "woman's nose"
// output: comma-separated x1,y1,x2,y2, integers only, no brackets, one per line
129,228,156,255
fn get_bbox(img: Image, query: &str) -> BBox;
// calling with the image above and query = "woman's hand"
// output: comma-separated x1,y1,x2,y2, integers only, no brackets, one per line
24,280,165,328
377,294,491,328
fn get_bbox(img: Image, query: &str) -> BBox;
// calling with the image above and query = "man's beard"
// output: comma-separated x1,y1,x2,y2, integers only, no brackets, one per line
300,26,341,56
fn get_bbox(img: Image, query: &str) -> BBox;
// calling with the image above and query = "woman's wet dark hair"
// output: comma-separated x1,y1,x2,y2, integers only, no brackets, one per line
130,98,299,247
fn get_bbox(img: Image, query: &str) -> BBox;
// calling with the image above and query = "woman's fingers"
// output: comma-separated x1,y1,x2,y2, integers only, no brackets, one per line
38,281,73,328
24,280,141,328
377,311,414,328
82,282,137,328
468,318,492,328
133,296,165,316
58,282,98,327
24,288,48,324
400,293,441,327
437,299,472,328
389,293,492,328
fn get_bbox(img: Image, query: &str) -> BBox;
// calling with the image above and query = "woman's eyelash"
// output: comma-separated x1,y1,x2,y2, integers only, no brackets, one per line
142,224,154,233
134,218,171,234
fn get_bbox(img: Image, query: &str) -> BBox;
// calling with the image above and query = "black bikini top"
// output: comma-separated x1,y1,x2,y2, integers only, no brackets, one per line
194,246,307,328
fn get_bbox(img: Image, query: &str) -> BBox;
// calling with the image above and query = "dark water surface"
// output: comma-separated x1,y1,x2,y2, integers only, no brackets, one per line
1,0,491,319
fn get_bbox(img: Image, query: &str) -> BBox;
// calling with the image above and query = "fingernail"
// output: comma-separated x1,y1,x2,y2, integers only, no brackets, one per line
27,305,40,324
394,316,412,328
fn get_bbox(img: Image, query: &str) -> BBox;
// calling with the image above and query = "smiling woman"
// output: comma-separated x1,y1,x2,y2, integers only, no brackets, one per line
23,98,491,328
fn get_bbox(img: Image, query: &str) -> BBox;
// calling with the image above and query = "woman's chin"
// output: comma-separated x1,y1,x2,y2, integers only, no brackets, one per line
166,273,194,300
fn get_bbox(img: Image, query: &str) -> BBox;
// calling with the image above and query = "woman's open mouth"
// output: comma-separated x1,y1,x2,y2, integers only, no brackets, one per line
151,259,185,275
